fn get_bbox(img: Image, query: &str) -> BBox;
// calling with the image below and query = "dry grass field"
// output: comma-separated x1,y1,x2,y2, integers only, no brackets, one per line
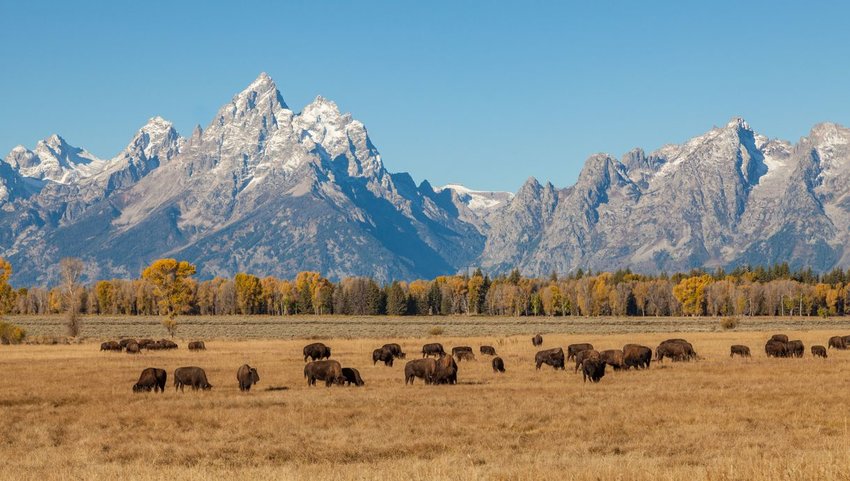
2,322,850,480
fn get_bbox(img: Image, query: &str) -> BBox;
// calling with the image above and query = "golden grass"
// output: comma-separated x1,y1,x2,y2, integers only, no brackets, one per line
2,327,850,480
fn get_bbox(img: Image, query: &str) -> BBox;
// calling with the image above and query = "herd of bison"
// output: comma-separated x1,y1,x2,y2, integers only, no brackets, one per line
101,332,850,393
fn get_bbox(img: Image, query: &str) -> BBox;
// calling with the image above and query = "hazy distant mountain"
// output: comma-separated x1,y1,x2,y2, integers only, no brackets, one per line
2,73,849,284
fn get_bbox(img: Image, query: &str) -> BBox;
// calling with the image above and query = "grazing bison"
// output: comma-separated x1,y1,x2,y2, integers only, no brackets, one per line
599,349,625,371
100,341,121,351
574,349,601,372
567,343,594,361
404,358,437,385
118,339,137,349
125,342,141,354
174,367,212,392
372,347,395,367
433,354,458,384
421,343,446,358
492,357,505,373
532,334,543,347
158,339,178,350
811,345,828,358
622,344,652,369
582,357,606,383
304,360,344,387
451,346,474,359
133,367,167,393
765,340,788,358
828,336,847,350
381,343,406,359
535,347,566,370
341,367,365,386
137,339,154,349
236,364,260,391
480,345,497,356
188,341,206,351
786,340,804,358
303,342,331,362
770,334,789,344
730,345,751,358
656,340,696,362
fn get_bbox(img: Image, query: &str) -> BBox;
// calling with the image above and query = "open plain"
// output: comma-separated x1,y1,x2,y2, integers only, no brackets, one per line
1,318,850,480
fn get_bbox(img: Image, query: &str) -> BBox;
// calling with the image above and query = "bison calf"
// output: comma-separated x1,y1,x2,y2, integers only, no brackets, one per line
730,345,751,358
811,345,828,358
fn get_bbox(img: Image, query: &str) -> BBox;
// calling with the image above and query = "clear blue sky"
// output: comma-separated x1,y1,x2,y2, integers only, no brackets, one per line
2,1,848,192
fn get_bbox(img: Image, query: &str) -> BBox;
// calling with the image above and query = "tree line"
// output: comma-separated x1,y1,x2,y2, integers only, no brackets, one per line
3,257,850,318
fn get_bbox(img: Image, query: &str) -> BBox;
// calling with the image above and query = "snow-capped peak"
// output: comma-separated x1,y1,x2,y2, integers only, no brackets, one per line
437,183,514,211
726,116,750,131
3,134,106,183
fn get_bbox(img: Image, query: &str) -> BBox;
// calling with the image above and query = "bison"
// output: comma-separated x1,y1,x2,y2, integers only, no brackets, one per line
404,358,437,385
656,340,696,362
118,339,137,349
174,367,212,392
536,347,565,370
786,340,804,358
125,342,141,354
599,349,625,371
133,367,167,393
828,336,847,350
492,357,505,373
237,364,260,391
770,334,789,344
765,339,788,358
811,345,828,358
574,349,600,372
532,334,543,347
622,344,652,369
730,345,751,358
372,347,394,367
137,339,155,349
433,354,458,384
381,343,406,359
100,341,121,351
567,343,594,361
480,345,497,356
421,343,446,358
188,341,206,351
451,346,474,359
304,360,344,387
582,357,606,383
341,367,365,386
303,342,331,362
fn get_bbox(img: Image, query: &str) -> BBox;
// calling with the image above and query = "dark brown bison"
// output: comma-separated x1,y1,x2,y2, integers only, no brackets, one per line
118,339,137,349
480,345,497,356
532,334,543,347
622,344,652,369
433,353,458,384
341,367,365,386
828,336,847,350
574,349,601,372
535,347,565,370
188,341,206,351
404,358,437,385
786,340,804,358
599,349,625,370
174,367,212,392
381,343,406,359
811,345,828,358
492,357,505,373
765,340,788,358
730,345,751,358
567,343,594,361
372,347,394,367
159,339,178,350
303,342,331,362
304,360,344,387
137,339,154,349
125,342,141,354
237,364,260,391
582,357,606,383
421,343,445,358
133,367,167,393
100,341,121,351
770,334,789,344
656,340,696,362
451,346,474,359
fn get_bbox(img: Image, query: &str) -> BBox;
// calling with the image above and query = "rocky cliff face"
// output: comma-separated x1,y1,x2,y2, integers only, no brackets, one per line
2,74,849,284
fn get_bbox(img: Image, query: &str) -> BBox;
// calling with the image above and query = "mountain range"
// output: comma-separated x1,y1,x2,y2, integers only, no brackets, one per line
2,73,849,285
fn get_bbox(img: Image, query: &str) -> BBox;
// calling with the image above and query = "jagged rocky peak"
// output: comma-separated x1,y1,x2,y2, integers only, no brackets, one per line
211,72,288,129
436,184,513,212
3,134,104,183
125,116,182,161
